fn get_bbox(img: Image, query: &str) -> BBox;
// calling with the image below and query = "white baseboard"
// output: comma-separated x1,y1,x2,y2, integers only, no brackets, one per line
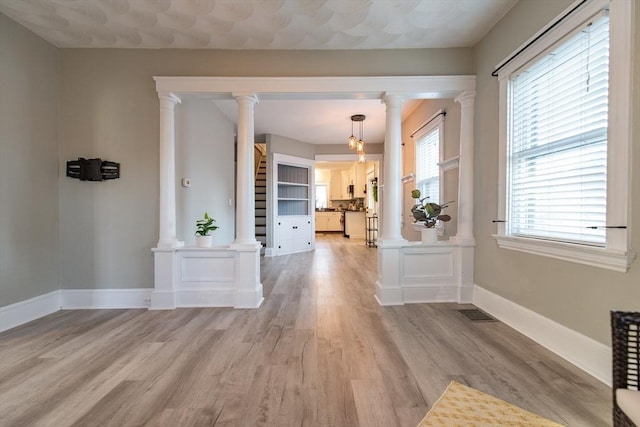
0,290,61,333
175,289,235,307
403,285,459,304
473,285,611,386
61,288,152,309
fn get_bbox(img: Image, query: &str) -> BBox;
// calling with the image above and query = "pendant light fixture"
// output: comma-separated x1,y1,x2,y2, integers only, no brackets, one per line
347,118,358,149
348,114,366,162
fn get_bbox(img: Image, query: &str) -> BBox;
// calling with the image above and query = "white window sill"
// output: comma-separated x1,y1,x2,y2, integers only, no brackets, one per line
493,235,636,273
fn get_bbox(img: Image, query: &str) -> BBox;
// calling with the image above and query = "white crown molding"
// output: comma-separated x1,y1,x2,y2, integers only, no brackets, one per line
473,285,611,385
153,76,476,101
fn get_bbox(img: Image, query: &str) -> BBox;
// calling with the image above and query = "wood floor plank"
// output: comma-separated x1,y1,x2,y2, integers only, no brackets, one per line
0,234,610,426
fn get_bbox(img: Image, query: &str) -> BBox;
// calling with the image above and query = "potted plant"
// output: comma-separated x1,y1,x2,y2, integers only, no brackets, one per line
195,212,218,247
410,189,452,243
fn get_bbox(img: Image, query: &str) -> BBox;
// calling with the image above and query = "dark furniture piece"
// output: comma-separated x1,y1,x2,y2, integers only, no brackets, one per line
611,310,640,427
366,215,377,247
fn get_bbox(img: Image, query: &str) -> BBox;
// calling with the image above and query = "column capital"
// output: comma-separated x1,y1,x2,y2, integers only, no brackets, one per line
233,93,259,104
158,92,182,105
455,90,476,106
381,93,403,108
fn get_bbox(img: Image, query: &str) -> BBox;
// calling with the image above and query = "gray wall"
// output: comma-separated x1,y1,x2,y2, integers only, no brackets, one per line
268,134,316,160
0,14,60,306
175,98,236,246
402,99,460,241
57,47,473,290
472,0,640,345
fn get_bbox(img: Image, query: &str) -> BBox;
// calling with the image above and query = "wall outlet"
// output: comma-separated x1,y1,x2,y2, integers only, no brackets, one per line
143,297,151,307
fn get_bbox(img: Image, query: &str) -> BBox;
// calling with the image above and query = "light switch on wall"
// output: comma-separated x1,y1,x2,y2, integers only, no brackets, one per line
181,178,191,187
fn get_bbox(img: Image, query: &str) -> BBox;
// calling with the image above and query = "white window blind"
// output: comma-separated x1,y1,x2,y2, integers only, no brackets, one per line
507,13,609,246
416,126,440,204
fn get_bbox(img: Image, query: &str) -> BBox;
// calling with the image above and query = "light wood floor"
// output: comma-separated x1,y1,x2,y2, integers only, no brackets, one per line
0,234,610,426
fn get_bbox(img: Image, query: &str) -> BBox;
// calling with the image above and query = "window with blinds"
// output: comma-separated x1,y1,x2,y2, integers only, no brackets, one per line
507,13,609,246
416,125,440,204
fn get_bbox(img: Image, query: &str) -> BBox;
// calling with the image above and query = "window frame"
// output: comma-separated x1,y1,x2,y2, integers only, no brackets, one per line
315,183,328,209
494,0,635,272
414,114,445,205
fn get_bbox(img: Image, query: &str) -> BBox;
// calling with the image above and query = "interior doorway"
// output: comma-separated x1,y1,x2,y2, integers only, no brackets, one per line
314,155,381,247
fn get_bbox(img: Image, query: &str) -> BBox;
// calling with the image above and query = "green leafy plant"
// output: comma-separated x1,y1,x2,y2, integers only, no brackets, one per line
372,178,378,202
410,189,453,228
195,212,219,236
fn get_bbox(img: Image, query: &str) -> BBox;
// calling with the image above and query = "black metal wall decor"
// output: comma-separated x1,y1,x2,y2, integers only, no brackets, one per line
66,158,120,181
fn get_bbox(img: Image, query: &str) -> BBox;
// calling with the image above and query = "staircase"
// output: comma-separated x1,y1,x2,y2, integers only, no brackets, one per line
255,157,267,248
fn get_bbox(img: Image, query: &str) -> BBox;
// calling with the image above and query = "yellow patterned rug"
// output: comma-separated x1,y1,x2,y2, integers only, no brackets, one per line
418,381,565,427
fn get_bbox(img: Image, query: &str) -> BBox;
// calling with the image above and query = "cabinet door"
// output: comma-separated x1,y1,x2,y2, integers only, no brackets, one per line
327,213,342,231
276,216,313,254
341,170,350,198
275,217,295,253
294,217,313,252
315,212,327,232
330,171,342,200
354,163,367,198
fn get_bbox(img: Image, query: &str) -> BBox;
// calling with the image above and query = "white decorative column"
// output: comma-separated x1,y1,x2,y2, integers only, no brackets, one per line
157,92,182,248
380,94,405,244
375,93,407,306
454,90,476,303
152,91,181,309
233,93,259,246
231,93,263,308
454,90,476,244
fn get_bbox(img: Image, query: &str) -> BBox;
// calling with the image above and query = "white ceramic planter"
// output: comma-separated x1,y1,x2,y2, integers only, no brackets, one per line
421,227,438,244
196,235,213,248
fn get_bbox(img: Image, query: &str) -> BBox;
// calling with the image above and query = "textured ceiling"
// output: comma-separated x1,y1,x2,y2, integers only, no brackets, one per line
0,0,517,49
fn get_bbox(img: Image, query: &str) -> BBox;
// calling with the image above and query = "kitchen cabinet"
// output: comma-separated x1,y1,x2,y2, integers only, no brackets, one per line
328,162,368,201
330,170,343,200
327,212,342,231
316,211,342,232
315,212,327,232
342,170,350,197
353,162,367,198
344,211,366,239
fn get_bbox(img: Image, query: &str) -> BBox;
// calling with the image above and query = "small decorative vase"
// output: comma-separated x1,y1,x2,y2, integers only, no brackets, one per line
421,227,438,244
196,235,213,248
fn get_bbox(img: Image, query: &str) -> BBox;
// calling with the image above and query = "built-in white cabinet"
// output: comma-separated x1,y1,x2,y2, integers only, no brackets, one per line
273,154,315,256
276,216,313,253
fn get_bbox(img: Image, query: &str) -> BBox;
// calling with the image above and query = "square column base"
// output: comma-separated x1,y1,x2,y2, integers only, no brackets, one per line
375,240,475,306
